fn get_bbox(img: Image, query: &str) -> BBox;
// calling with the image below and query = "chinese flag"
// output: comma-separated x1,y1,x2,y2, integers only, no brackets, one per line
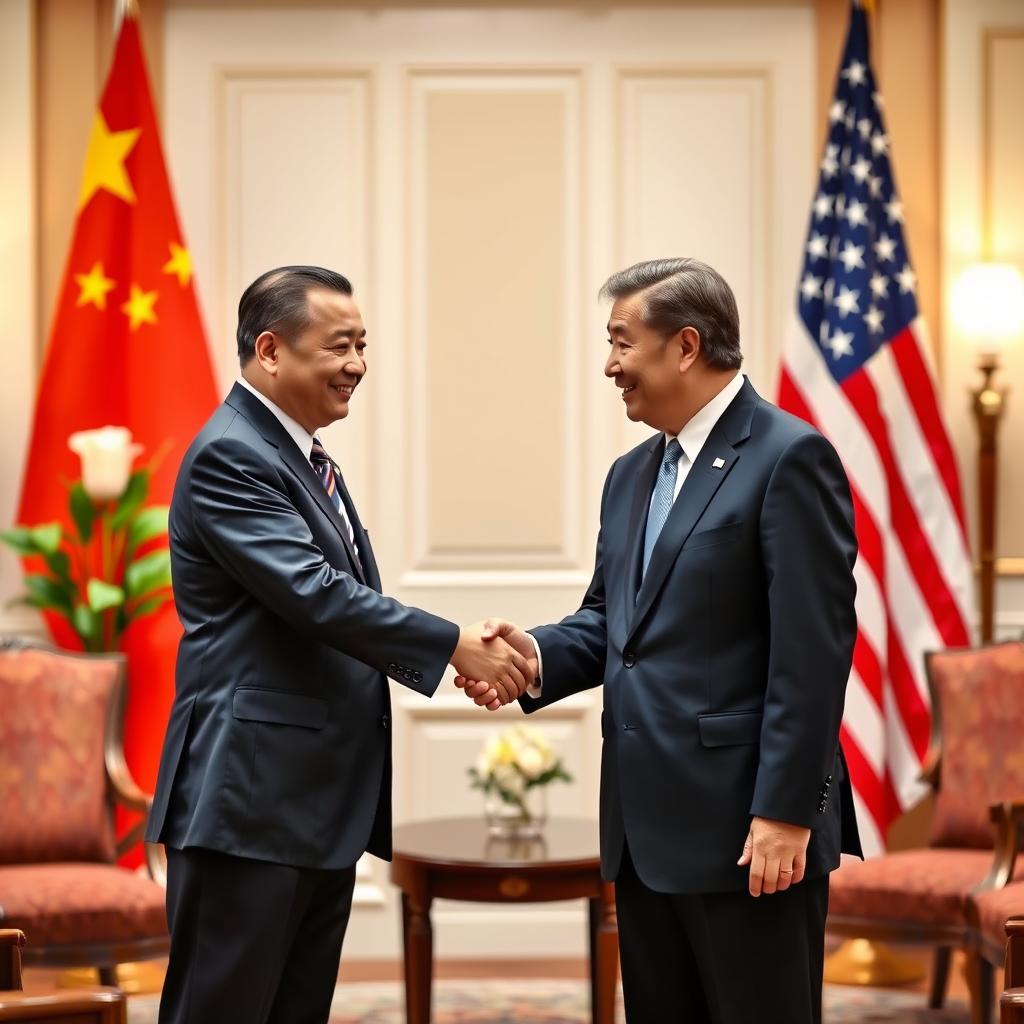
17,11,218,833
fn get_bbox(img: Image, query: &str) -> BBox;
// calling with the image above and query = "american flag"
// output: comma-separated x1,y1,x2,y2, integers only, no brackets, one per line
777,0,973,855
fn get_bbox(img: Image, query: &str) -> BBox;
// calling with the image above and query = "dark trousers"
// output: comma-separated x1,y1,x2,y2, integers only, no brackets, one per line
615,843,829,1024
159,846,357,1024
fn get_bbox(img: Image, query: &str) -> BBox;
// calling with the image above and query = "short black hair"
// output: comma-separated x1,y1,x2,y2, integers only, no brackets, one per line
600,258,742,370
236,265,353,366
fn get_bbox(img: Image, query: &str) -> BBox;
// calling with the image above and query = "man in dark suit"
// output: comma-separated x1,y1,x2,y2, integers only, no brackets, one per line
146,266,533,1024
459,258,861,1023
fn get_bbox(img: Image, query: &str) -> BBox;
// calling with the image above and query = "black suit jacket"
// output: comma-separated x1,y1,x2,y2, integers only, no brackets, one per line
146,383,459,869
522,379,862,893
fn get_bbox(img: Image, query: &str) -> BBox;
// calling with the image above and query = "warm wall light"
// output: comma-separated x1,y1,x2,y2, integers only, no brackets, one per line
952,262,1024,357
953,262,1024,642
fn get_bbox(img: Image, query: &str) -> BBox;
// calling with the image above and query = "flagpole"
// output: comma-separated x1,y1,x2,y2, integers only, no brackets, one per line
113,0,138,35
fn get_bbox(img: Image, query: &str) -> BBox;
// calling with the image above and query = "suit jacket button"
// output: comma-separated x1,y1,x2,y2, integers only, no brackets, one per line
413,671,422,683
623,652,636,668
381,715,390,730
387,663,397,673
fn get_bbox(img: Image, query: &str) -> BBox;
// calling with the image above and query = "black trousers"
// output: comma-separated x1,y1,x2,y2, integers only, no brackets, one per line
159,846,357,1024
615,843,829,1024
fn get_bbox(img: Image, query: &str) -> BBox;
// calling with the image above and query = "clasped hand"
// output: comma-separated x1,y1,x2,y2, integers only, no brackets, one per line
452,619,532,710
451,619,536,707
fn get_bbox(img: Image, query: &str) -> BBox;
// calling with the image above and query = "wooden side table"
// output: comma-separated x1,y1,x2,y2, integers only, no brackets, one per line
390,817,617,1024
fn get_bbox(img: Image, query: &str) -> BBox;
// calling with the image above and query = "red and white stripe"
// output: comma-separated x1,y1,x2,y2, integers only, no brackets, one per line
779,313,972,855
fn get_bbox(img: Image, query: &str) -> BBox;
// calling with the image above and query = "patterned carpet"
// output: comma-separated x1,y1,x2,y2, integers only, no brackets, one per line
125,980,970,1023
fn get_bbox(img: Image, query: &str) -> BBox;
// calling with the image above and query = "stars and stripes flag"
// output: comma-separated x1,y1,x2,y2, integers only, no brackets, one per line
777,0,973,855
17,7,218,847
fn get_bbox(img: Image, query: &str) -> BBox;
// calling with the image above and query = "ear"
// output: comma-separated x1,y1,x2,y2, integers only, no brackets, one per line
253,331,281,376
676,326,702,373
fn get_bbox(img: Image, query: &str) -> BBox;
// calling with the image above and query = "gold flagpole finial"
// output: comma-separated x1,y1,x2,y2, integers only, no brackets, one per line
114,0,139,33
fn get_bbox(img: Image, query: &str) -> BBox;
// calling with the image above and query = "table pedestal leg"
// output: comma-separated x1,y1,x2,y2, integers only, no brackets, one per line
589,884,618,1024
402,891,434,1024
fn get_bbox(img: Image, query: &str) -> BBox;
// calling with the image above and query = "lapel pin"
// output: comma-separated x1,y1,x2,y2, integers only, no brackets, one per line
712,457,726,469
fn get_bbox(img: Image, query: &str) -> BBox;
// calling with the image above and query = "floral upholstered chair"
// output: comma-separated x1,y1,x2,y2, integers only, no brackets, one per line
827,641,1024,1024
0,638,168,984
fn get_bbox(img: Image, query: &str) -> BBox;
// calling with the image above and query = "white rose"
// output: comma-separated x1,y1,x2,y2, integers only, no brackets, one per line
494,762,524,797
516,744,546,780
68,426,143,501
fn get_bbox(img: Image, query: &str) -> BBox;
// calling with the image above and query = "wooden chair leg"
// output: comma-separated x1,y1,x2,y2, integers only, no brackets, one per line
967,950,996,1024
930,945,952,1008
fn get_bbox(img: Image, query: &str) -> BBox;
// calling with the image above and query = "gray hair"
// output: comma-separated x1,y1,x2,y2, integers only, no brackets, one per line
599,258,742,370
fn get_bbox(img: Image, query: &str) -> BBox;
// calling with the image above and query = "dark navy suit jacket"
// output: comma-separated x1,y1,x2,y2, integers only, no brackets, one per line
146,383,459,869
522,379,863,893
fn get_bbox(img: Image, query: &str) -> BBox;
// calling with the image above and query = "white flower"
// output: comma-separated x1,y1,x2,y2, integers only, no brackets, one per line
493,762,524,798
68,426,143,501
516,744,546,780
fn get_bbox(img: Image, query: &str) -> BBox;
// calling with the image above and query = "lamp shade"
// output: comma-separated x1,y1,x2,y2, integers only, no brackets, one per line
951,262,1024,355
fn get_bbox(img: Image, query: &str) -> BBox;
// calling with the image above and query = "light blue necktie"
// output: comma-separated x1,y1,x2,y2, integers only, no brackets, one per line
642,439,684,579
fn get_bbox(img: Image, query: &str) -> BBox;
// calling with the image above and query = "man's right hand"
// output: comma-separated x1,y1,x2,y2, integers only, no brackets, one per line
453,619,536,710
451,620,536,706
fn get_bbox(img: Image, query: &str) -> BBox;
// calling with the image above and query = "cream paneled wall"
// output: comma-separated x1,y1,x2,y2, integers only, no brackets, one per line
944,0,1024,637
162,2,815,958
0,0,43,639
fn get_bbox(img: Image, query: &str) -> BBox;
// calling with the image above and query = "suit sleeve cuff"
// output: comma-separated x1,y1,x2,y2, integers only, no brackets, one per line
526,633,543,698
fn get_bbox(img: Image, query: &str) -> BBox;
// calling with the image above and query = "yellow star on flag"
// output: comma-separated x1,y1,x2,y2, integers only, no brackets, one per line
73,261,117,310
121,284,158,331
163,242,193,287
78,112,141,211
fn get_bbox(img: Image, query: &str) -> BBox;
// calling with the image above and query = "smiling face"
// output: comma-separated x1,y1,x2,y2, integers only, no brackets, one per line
604,292,698,434
255,287,367,434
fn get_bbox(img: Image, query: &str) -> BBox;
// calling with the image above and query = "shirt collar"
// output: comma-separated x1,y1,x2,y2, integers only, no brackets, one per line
237,377,317,462
666,371,745,464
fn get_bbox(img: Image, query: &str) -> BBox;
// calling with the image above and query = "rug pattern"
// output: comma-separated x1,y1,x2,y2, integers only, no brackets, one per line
127,980,969,1023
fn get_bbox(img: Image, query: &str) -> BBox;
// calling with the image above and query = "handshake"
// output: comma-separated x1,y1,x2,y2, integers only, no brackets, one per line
450,619,536,711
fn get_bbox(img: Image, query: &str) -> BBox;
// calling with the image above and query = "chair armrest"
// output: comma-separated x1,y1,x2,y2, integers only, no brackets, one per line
919,743,941,789
976,801,1024,892
1002,988,1024,1024
145,842,167,887
105,742,153,816
0,930,25,991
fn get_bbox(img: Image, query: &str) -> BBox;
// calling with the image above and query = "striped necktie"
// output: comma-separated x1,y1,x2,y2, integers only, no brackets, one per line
310,437,361,569
641,438,684,579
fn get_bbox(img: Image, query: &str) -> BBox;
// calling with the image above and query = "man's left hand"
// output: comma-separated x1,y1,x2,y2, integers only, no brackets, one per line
737,816,811,897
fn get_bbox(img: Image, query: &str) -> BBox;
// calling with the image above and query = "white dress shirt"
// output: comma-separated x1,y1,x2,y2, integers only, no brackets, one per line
236,377,358,549
529,371,745,695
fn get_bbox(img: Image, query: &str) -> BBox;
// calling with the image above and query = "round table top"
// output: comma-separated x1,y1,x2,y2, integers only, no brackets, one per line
391,816,601,870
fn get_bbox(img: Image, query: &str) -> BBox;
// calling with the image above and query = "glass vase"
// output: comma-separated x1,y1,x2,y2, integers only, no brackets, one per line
484,784,548,838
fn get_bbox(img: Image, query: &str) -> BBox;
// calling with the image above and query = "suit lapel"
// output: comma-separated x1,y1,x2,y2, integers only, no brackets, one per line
626,379,759,642
224,384,368,584
622,436,664,626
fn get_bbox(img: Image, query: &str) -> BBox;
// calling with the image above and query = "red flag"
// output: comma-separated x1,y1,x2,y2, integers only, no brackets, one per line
17,13,218,826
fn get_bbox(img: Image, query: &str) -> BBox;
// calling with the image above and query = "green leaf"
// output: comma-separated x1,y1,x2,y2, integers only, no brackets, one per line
124,548,171,599
127,506,169,554
126,593,171,623
111,470,150,529
30,523,62,555
72,603,102,646
43,549,72,583
0,527,41,556
86,578,125,612
70,483,97,543
24,573,74,612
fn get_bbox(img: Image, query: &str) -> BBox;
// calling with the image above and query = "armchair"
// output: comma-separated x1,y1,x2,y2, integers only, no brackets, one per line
0,638,168,984
827,641,1024,1024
